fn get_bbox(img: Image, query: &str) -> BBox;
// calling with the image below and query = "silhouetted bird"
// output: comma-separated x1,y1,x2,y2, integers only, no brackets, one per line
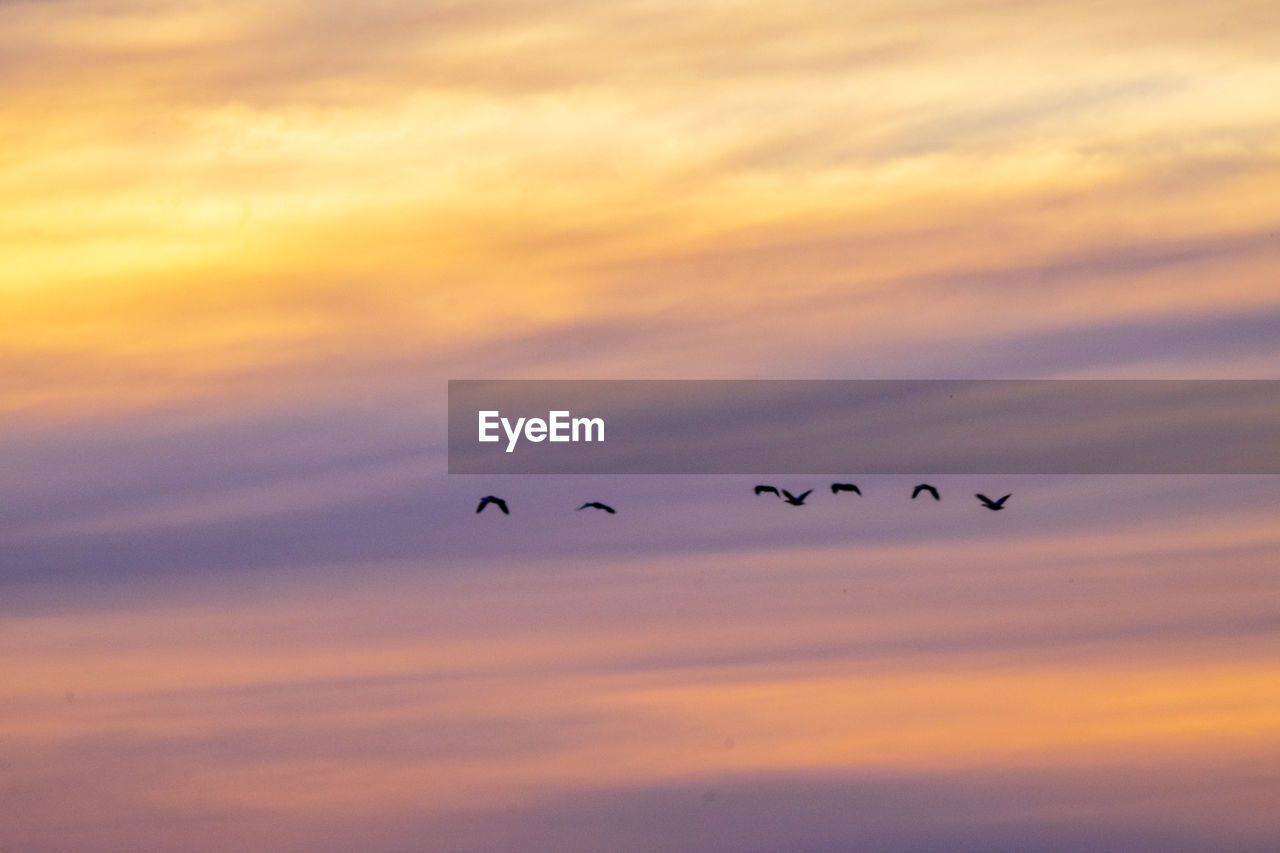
912,484,940,501
975,493,1010,511
577,502,616,513
476,495,508,514
782,489,812,506
831,483,861,495
754,485,781,497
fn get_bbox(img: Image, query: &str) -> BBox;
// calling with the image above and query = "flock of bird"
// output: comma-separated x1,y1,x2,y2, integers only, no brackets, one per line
476,483,1011,514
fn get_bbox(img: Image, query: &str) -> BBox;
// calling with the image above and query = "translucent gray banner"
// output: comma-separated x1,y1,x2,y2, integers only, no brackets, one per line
447,380,1279,474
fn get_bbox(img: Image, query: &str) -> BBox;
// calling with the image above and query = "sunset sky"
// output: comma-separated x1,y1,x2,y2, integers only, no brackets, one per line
3,0,1279,850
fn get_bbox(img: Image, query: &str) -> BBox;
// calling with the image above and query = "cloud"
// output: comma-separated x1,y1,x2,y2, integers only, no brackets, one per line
2,0,1279,847
6,542,1280,848
2,0,1278,423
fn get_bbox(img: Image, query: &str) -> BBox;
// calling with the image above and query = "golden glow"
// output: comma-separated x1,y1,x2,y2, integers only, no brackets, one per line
3,2,1279,844
3,0,1279,420
4,547,1280,820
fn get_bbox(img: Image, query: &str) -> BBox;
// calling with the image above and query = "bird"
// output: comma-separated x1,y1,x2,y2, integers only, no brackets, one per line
831,483,861,495
577,501,616,513
781,489,812,506
754,485,781,497
476,495,508,514
975,493,1010,511
911,484,940,501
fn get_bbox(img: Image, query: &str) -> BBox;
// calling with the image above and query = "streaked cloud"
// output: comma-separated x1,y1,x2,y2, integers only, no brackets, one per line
4,514,1280,848
2,0,1279,847
2,0,1278,420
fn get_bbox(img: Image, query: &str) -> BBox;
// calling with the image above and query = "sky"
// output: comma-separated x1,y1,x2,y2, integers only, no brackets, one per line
2,0,1280,850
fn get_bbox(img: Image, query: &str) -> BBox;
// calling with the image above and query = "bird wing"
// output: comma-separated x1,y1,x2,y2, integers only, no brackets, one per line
755,485,780,496
576,503,591,510
911,485,926,499
796,489,812,501
478,496,508,514
601,504,616,513
995,494,1011,506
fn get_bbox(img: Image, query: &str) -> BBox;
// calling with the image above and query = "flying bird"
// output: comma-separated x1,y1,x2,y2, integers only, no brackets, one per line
781,489,813,506
577,502,616,513
911,484,940,501
476,495,508,514
754,485,781,497
831,483,861,495
975,493,1011,511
